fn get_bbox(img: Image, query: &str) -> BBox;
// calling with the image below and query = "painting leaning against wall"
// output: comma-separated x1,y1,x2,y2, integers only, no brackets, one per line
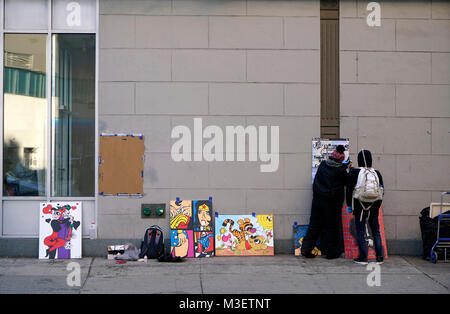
170,199,193,230
39,202,82,259
215,214,274,256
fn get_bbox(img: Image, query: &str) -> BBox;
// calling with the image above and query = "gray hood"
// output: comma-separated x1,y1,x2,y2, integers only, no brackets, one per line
325,159,343,168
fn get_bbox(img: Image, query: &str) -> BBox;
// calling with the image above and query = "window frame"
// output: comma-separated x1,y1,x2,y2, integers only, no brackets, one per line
0,0,99,236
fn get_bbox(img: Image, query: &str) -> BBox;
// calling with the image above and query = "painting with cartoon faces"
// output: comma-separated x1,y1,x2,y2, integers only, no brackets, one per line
171,229,194,258
39,202,82,259
170,198,216,258
215,214,274,256
194,231,214,257
193,200,213,232
170,200,193,230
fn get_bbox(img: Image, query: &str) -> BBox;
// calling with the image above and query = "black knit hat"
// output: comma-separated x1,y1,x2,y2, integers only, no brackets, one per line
358,149,372,167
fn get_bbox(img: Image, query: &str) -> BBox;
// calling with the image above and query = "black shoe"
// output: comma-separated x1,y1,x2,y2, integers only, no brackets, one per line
302,251,316,258
353,258,368,265
376,257,384,265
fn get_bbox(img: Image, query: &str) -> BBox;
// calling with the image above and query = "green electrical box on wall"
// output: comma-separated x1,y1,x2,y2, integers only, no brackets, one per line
141,203,166,218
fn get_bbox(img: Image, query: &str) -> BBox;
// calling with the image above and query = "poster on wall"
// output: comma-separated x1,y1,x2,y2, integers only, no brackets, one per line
342,206,389,260
215,214,274,256
39,202,82,259
312,138,349,183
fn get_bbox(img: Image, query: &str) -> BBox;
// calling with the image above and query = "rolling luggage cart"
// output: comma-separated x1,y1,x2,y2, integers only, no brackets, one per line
431,192,450,263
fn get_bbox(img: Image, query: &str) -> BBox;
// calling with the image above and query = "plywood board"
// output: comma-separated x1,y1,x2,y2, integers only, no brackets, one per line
99,134,144,196
342,206,389,260
215,214,274,256
39,202,82,259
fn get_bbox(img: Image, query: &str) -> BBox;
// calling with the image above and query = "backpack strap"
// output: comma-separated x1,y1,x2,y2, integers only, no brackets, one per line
362,149,368,167
358,199,374,222
139,229,151,258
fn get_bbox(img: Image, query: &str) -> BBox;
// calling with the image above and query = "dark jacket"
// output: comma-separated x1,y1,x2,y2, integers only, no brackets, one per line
313,159,347,203
346,150,384,211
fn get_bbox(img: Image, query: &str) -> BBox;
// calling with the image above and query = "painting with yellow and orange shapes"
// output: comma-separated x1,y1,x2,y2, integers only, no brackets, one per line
215,214,274,256
170,200,193,230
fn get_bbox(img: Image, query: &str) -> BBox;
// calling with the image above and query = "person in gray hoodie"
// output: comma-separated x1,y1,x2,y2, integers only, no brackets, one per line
301,145,348,259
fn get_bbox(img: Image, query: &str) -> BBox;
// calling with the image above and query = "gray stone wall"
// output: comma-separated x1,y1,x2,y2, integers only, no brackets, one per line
98,0,320,253
97,0,449,255
340,0,450,251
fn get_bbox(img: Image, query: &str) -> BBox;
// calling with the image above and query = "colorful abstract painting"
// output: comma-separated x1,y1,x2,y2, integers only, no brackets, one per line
170,200,193,230
342,206,389,260
171,229,195,258
39,202,82,259
215,214,274,256
293,224,321,257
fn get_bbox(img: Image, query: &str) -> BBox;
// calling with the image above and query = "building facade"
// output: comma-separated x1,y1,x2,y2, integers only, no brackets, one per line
0,0,449,256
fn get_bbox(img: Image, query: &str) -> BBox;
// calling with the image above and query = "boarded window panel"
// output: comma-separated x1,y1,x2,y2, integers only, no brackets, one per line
99,135,144,196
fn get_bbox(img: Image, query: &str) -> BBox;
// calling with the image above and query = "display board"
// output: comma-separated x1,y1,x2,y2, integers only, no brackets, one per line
312,138,349,183
215,214,274,256
342,206,389,260
39,202,82,259
99,134,144,196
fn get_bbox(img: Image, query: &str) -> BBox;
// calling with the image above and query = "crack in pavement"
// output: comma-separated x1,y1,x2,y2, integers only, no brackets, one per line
401,256,449,291
79,257,95,293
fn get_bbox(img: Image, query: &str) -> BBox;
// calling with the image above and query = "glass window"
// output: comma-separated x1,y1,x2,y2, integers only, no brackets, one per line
52,0,97,31
4,0,48,30
52,34,95,197
3,34,47,196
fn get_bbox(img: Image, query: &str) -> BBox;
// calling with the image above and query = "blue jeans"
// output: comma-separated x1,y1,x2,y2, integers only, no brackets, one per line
354,206,383,260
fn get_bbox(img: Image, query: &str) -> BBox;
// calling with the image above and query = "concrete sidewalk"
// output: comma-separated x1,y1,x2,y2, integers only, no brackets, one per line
0,255,448,294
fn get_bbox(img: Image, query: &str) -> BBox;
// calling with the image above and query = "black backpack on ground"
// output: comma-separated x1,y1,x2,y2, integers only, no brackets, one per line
139,225,165,259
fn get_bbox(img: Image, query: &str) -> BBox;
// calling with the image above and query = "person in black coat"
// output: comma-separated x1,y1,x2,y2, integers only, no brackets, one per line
346,149,384,265
301,145,348,259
